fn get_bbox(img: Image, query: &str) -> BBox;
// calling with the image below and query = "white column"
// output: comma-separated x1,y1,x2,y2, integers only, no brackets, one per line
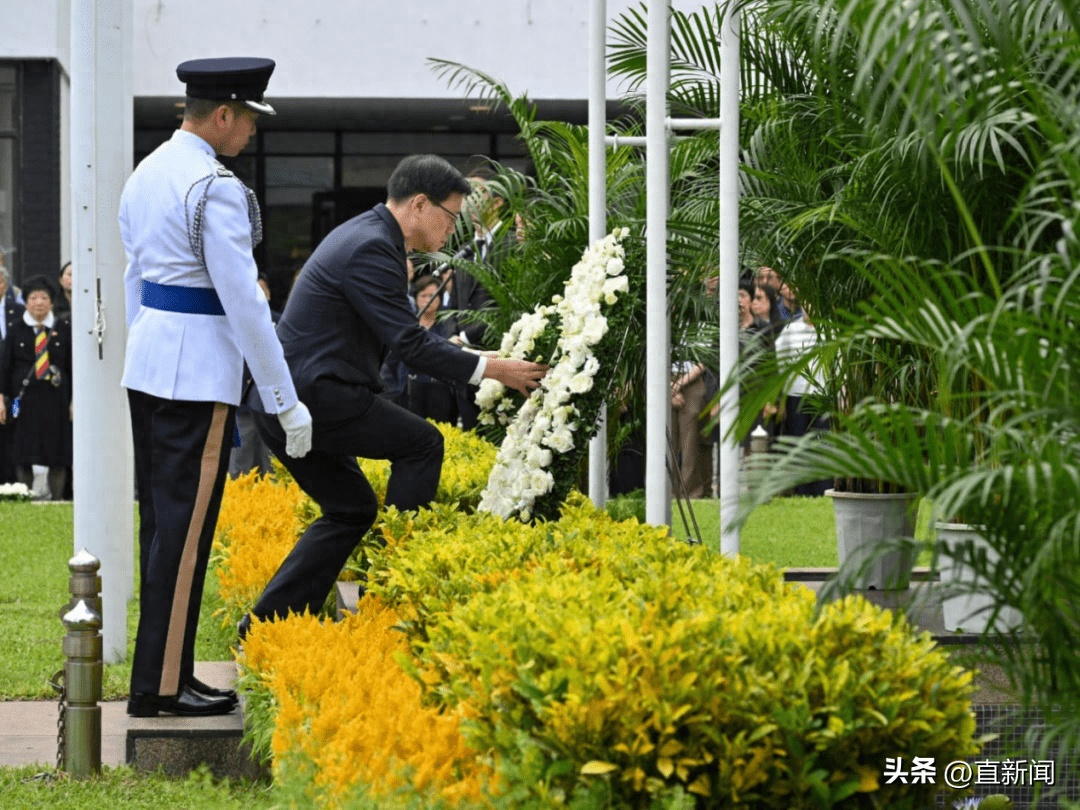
644,0,671,527
718,7,742,555
71,0,135,663
587,0,609,508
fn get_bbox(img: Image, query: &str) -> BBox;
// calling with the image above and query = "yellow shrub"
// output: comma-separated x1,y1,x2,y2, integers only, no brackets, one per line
238,600,494,806
213,470,308,621
365,499,978,809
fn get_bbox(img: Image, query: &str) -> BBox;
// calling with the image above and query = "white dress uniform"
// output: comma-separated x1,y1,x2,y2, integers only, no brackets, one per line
121,128,296,413
120,57,304,717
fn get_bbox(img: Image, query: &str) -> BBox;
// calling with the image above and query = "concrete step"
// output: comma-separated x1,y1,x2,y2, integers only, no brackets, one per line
125,661,265,779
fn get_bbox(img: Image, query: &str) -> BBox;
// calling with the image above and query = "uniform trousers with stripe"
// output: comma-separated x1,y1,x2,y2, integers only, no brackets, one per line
127,389,235,696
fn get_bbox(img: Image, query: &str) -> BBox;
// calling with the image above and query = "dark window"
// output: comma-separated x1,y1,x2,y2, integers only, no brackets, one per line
132,110,531,303
0,65,17,279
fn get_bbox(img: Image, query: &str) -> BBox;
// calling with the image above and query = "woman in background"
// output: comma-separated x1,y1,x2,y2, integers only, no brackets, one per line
406,274,460,425
0,276,72,499
53,262,73,318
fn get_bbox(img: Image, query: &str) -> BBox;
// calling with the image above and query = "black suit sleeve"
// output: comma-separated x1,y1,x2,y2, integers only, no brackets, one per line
343,238,479,385
0,324,12,399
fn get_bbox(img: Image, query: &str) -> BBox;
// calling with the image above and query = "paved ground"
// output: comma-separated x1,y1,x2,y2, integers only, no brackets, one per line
0,661,238,770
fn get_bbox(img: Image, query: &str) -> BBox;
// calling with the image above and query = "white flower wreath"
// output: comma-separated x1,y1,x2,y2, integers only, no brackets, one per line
478,229,630,521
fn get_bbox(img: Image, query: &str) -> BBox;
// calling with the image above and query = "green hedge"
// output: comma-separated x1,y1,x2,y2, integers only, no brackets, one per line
363,494,978,809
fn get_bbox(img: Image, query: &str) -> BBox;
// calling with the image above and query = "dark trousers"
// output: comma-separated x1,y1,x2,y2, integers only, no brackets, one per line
127,389,235,696
250,392,443,623
782,394,831,497
407,377,457,425
455,382,481,430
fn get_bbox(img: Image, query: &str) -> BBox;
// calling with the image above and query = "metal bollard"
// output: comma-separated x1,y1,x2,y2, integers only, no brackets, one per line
749,424,771,456
61,549,103,778
64,548,102,618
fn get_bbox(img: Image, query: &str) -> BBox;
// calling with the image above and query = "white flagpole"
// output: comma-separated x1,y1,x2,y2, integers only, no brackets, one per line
588,0,609,508
718,6,742,555
70,0,135,663
644,0,671,527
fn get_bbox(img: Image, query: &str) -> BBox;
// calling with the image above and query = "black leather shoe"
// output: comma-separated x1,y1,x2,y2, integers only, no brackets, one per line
187,676,238,705
127,684,236,717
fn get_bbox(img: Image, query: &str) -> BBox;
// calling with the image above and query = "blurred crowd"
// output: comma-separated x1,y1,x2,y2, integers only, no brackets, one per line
668,264,830,501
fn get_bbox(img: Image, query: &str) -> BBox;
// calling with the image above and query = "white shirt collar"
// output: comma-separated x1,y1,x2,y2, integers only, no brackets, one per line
23,309,55,330
172,128,217,158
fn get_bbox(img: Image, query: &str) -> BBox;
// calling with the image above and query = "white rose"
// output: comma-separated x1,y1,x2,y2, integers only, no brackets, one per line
602,276,629,304
581,316,608,345
529,469,553,494
526,445,553,469
606,258,624,276
568,372,593,394
544,426,574,452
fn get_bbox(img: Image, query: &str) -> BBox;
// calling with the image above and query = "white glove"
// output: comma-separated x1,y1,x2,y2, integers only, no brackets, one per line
277,401,313,458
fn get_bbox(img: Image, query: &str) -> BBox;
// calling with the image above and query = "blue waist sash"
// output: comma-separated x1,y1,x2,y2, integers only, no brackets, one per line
141,280,225,316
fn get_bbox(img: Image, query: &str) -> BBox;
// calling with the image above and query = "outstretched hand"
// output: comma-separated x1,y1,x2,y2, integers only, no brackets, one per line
485,357,548,396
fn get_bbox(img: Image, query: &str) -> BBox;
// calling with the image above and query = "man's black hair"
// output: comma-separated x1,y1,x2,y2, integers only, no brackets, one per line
387,154,472,204
184,96,249,122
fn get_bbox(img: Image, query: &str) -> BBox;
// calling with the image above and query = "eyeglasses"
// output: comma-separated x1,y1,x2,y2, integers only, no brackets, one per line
427,196,462,224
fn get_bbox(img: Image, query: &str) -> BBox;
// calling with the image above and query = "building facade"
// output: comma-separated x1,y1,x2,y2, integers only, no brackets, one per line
1,0,699,301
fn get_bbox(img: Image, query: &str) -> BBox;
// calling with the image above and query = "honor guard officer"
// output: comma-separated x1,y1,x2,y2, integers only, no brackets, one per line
120,57,313,718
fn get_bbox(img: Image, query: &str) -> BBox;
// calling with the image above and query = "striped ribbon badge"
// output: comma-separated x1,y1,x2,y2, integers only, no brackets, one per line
34,327,50,379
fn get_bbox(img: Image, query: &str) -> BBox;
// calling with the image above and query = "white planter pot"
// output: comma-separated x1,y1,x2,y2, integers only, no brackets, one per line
936,522,1023,634
826,489,918,589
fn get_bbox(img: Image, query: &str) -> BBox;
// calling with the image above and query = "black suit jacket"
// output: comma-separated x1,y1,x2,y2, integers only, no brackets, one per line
445,226,515,348
274,203,479,422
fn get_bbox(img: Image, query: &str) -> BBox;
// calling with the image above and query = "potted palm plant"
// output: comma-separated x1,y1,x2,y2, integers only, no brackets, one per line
608,0,1079,762
611,0,1065,593
716,0,1080,762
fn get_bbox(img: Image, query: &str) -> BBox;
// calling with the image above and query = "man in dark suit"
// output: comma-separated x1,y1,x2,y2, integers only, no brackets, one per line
243,154,546,633
0,265,24,483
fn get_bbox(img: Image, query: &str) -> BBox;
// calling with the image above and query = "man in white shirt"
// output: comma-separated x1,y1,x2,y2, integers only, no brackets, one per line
774,299,830,496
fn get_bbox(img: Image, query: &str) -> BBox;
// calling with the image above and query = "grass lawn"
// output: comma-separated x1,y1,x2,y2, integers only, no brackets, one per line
672,496,839,566
0,764,274,810
0,502,233,701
